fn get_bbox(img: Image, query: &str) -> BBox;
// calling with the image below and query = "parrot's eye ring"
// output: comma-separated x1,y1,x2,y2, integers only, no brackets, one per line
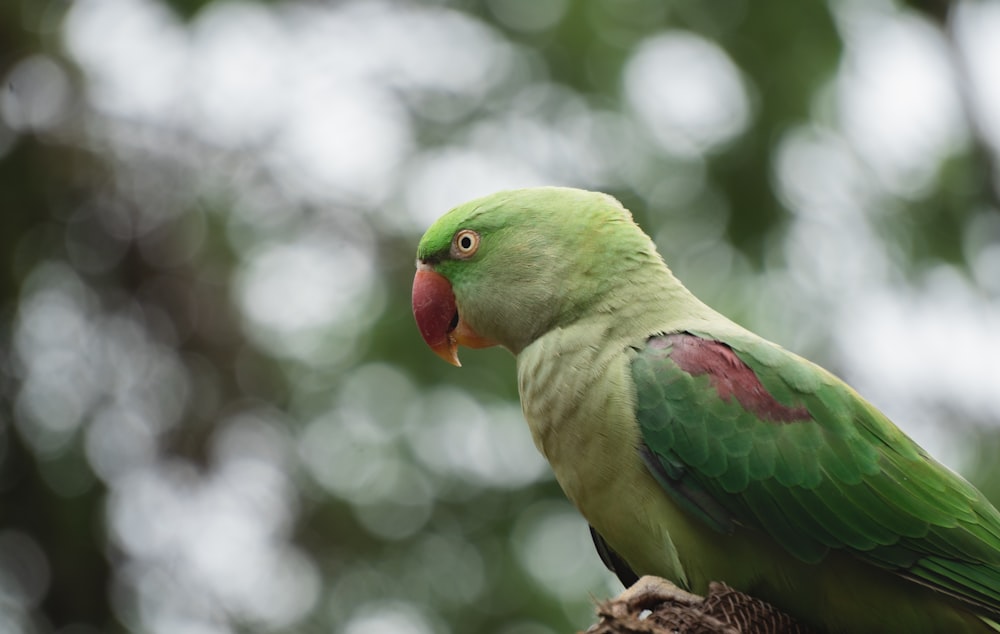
452,229,480,259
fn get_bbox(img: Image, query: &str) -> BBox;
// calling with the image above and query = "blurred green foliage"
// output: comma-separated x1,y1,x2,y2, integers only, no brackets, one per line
0,0,997,633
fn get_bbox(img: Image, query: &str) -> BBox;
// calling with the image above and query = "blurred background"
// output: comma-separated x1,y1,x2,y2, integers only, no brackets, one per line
1,0,999,632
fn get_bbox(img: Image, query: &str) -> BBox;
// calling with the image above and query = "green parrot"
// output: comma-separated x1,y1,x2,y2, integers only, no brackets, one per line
411,187,1000,633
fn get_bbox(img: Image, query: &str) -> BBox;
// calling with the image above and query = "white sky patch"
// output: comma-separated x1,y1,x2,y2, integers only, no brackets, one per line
403,146,550,230
298,364,438,540
623,31,751,157
343,602,438,634
835,267,1000,468
64,0,190,121
402,85,628,229
85,404,158,483
234,226,383,367
1,55,73,132
188,1,288,146
405,533,487,608
835,8,966,198
237,231,374,332
774,124,870,222
271,81,413,206
953,1,1000,157
512,501,610,603
407,387,550,490
108,445,319,630
0,531,51,611
281,1,510,98
13,263,190,466
774,124,892,298
64,0,514,209
299,365,415,493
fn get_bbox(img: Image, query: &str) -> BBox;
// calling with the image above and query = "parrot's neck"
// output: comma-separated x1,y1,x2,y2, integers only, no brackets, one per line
570,264,728,344
515,264,728,462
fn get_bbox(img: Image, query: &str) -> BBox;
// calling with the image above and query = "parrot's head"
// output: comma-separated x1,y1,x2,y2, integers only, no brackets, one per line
412,186,662,365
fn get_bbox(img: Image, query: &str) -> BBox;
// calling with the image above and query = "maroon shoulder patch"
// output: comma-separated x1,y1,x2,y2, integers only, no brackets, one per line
654,334,811,424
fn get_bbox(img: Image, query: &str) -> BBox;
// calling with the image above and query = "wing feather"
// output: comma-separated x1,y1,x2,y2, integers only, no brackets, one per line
632,332,1000,618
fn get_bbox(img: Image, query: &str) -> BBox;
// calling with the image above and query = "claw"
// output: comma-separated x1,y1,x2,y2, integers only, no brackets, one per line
616,575,702,610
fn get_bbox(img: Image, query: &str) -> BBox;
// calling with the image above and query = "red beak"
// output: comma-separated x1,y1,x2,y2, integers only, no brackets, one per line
412,267,498,366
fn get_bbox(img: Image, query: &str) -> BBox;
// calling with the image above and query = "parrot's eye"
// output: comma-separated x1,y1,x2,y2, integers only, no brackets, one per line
451,229,480,259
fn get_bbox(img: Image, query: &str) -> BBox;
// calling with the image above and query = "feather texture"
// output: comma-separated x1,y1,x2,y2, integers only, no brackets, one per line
633,332,1000,620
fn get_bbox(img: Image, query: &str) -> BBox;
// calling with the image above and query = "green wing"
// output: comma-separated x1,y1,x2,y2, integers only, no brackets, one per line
632,332,1000,618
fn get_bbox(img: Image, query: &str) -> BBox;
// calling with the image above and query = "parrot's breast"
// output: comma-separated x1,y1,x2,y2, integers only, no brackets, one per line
516,325,707,589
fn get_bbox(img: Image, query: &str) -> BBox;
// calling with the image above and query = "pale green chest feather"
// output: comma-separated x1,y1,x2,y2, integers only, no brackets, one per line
516,324,693,585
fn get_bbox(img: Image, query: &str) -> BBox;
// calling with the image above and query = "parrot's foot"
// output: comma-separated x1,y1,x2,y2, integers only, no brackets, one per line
615,575,702,610
589,576,737,634
585,576,817,634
